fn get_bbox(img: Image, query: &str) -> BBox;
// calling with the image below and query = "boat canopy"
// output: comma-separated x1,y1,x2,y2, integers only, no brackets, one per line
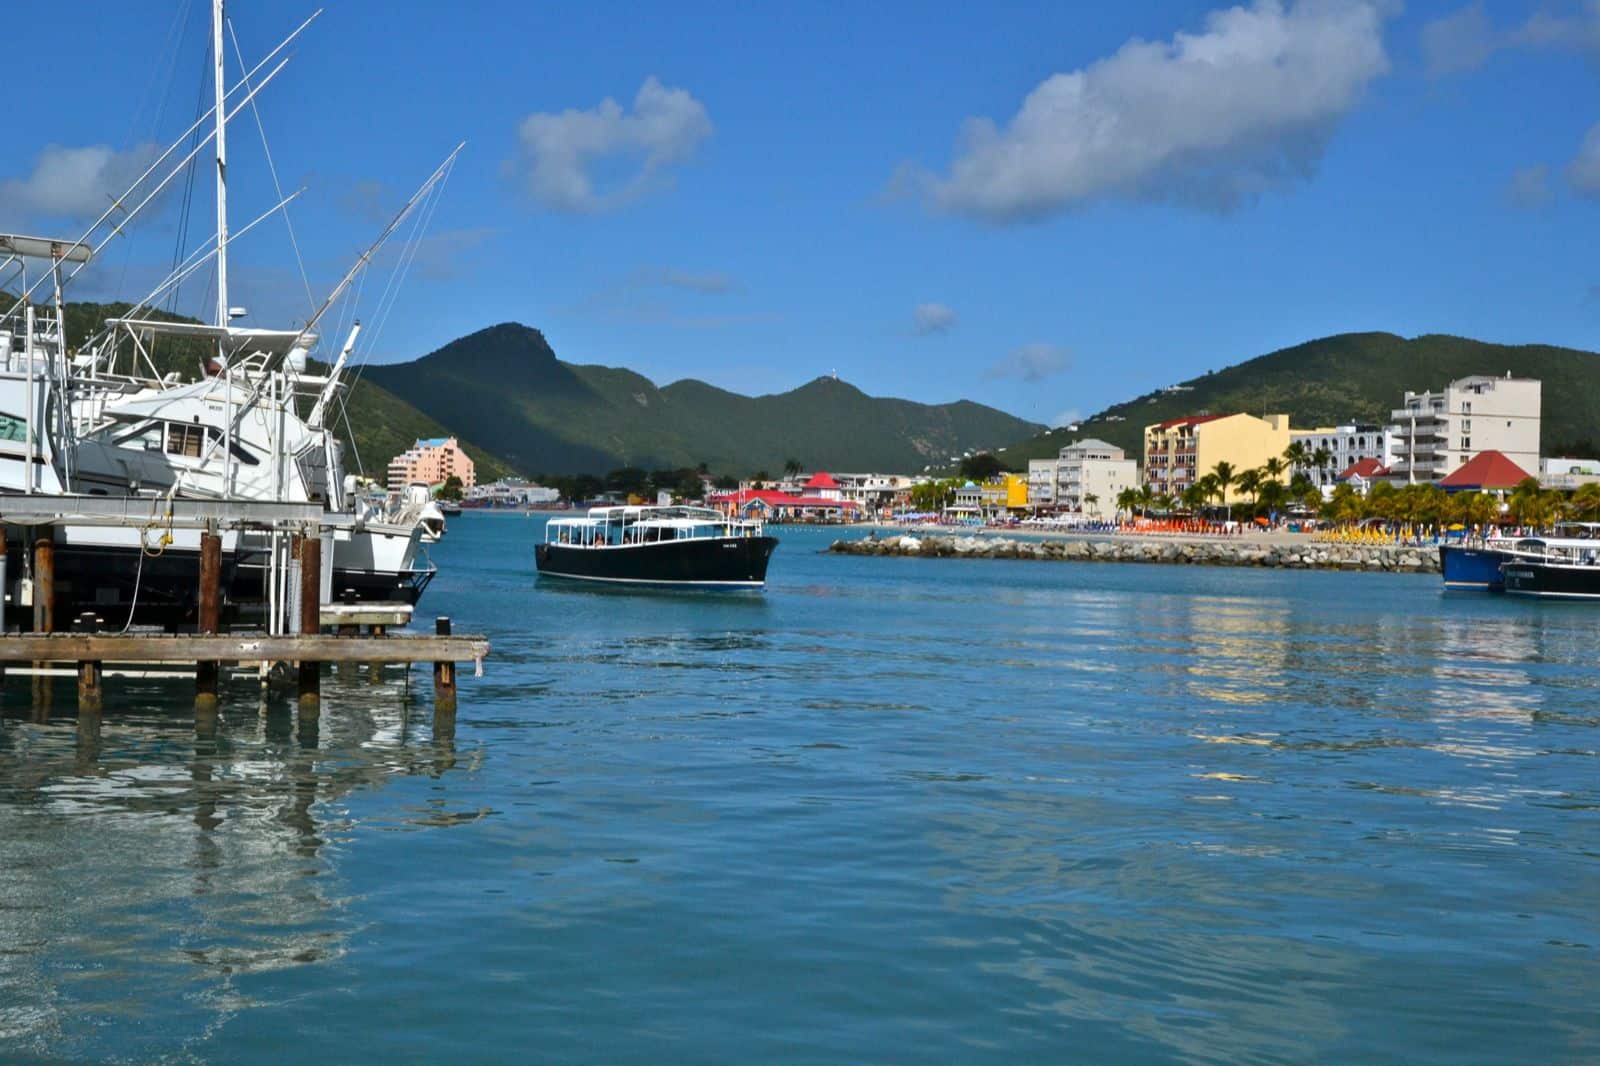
0,233,92,263
103,318,316,356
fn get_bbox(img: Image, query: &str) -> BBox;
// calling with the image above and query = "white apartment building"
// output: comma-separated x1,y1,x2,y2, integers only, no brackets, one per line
1289,423,1398,489
829,472,915,510
1388,374,1541,483
1027,458,1059,507
1030,439,1138,517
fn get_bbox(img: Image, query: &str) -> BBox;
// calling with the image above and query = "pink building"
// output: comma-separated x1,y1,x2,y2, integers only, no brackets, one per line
386,436,476,492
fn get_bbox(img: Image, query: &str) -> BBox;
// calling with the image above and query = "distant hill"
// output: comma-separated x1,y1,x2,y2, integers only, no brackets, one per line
1007,332,1600,464
364,323,1044,475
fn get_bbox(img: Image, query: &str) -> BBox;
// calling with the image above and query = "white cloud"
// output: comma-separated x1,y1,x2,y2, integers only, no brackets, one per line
1566,123,1600,198
510,77,712,213
656,268,736,293
1420,3,1600,78
913,302,957,335
985,343,1072,382
0,142,160,224
1506,164,1552,208
1420,3,1494,78
1516,4,1600,57
899,0,1392,221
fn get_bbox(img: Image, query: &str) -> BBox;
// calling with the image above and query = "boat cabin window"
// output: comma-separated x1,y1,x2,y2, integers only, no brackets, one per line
114,422,166,452
167,423,205,458
0,413,25,444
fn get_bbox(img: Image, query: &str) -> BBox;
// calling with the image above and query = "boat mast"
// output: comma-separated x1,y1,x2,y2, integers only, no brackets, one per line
213,0,229,331
212,0,237,496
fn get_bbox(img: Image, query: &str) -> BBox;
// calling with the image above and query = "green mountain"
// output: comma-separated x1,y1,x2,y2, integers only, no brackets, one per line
363,323,1044,475
1007,332,1600,464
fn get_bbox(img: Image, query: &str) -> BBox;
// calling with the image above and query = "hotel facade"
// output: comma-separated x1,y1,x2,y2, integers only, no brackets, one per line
1143,413,1290,503
1387,375,1541,483
386,436,476,493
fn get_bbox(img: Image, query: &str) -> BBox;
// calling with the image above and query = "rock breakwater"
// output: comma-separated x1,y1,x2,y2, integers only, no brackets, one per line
829,534,1441,573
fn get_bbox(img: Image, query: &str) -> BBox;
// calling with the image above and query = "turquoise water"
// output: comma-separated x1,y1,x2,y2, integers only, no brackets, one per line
2,514,1597,1063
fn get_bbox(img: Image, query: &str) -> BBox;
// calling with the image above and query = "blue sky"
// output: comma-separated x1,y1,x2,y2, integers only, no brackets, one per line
4,1,1599,429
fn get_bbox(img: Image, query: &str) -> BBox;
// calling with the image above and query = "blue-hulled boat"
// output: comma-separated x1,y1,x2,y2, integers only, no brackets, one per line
1439,542,1514,591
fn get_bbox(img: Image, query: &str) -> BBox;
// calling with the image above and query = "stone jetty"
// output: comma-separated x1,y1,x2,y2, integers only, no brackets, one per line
829,533,1440,574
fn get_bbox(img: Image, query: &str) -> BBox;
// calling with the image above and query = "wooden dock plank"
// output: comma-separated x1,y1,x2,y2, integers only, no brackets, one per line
0,634,489,664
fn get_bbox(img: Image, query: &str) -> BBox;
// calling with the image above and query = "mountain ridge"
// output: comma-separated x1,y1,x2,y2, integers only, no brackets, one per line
365,323,1045,475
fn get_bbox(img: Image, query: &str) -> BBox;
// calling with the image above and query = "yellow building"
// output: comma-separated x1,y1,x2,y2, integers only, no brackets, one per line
980,473,1029,516
1143,413,1290,503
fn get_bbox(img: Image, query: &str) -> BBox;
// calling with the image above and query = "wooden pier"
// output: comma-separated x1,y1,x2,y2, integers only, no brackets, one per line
0,495,489,716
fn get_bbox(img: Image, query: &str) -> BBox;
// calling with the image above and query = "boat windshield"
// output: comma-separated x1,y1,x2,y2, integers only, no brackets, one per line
546,506,763,546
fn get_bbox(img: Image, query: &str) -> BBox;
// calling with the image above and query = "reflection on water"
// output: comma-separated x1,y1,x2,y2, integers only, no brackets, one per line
2,522,1598,1063
0,672,468,1056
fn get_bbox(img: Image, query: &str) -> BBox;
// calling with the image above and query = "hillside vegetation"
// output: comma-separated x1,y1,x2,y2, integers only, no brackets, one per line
1007,332,1600,464
365,323,1044,475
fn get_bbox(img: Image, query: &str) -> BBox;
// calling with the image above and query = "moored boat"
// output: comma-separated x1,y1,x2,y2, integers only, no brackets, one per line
1500,537,1600,600
1440,542,1514,591
536,506,777,587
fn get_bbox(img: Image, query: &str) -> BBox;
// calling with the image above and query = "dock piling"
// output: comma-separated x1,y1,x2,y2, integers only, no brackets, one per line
33,530,54,634
297,532,322,710
77,659,103,712
196,525,222,709
433,616,457,713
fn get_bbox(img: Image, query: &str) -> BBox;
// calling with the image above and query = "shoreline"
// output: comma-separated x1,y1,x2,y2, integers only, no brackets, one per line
829,531,1442,574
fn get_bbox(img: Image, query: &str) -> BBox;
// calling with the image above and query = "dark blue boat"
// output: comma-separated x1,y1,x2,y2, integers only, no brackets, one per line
1439,543,1511,592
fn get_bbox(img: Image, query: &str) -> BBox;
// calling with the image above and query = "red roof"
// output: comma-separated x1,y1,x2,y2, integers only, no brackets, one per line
708,489,857,509
803,471,840,489
1438,450,1532,491
1153,413,1228,431
1336,457,1390,480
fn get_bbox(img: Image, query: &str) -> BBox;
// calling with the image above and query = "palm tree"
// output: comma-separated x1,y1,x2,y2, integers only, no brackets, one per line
1137,484,1155,518
1115,487,1140,518
1181,483,1207,514
1236,468,1262,514
1262,456,1286,483
1210,461,1236,520
1283,440,1308,470
783,458,803,477
1508,477,1555,529
1082,492,1099,515
1571,482,1600,522
1313,446,1335,484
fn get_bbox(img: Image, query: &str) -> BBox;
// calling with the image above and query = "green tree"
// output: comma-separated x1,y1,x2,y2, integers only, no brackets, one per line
1082,492,1099,513
437,474,464,501
1236,468,1262,513
1116,487,1141,517
674,473,704,501
1508,477,1555,528
712,474,738,490
1570,482,1600,521
1262,456,1287,483
1284,440,1309,469
911,479,959,512
959,452,1008,481
783,458,803,477
1210,461,1236,520
1181,482,1208,514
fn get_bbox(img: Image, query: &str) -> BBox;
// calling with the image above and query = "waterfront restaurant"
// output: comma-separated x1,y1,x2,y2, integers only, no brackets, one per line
1436,450,1532,493
708,488,860,521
